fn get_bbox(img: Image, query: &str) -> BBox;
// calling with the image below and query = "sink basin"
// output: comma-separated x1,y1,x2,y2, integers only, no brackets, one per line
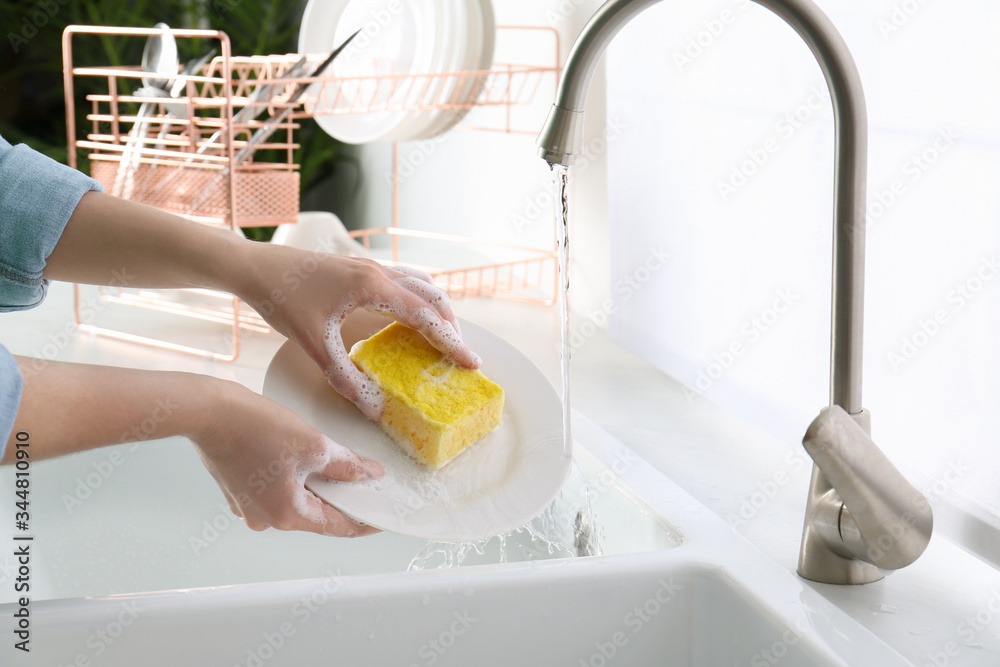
18,559,868,666
0,414,907,666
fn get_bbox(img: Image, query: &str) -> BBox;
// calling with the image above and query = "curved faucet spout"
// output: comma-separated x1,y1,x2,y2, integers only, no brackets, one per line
537,0,865,413
539,0,931,585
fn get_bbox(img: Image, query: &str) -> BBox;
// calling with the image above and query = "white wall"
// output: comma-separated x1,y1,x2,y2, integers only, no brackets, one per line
604,0,1000,542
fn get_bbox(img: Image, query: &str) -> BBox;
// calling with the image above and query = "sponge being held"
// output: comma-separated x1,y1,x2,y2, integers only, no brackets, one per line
349,322,504,470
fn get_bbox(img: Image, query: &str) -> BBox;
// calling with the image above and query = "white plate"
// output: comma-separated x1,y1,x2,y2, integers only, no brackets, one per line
380,0,460,142
298,0,439,144
403,0,467,141
416,0,495,139
261,319,570,542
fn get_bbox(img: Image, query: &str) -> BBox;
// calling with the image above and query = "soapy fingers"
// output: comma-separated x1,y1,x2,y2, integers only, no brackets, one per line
321,295,478,420
386,265,461,334
384,266,469,359
391,275,465,338
233,245,480,420
322,319,386,420
366,291,480,370
318,264,480,419
192,383,383,538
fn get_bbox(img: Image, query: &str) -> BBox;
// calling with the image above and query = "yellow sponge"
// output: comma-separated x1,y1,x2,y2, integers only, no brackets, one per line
349,322,504,469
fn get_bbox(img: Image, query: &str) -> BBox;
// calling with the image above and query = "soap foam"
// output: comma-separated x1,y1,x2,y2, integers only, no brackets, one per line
323,299,386,418
299,436,362,482
387,264,435,284
361,294,478,369
419,358,457,385
292,436,384,532
348,427,455,511
288,436,362,527
393,275,449,311
406,307,478,367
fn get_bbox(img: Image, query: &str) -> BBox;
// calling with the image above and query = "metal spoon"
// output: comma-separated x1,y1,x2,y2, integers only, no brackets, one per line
113,23,178,197
155,47,218,153
141,22,178,91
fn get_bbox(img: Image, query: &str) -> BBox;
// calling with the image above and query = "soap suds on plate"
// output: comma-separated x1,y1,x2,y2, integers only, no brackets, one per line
352,428,456,509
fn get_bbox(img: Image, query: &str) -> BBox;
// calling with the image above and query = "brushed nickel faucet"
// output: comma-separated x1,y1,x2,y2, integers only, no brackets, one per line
537,0,933,584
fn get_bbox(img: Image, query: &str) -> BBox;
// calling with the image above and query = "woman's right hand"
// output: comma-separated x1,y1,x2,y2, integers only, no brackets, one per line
230,244,481,421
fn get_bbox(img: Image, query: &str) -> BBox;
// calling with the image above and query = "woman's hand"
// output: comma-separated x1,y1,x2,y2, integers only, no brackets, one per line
7,358,382,537
233,243,481,419
191,380,384,537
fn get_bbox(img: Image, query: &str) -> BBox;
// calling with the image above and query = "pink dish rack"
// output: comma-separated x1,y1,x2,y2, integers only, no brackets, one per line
63,24,561,360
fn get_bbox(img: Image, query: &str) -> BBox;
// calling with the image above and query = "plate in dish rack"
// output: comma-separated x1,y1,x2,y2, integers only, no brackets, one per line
298,0,439,143
262,319,570,542
416,0,496,139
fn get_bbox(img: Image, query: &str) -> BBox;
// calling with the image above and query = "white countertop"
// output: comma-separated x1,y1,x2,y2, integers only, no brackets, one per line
3,283,999,665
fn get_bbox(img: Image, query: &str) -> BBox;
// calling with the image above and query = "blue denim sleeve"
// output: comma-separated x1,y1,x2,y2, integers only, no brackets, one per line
0,344,22,460
0,135,104,312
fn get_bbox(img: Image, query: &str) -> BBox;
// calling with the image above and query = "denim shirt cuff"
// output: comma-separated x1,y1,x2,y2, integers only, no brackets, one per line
0,345,22,460
0,136,104,311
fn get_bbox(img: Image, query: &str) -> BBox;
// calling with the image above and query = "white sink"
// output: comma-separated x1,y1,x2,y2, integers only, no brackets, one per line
0,414,907,666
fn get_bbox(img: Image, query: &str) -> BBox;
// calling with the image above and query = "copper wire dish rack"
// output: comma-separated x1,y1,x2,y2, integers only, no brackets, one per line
62,24,561,360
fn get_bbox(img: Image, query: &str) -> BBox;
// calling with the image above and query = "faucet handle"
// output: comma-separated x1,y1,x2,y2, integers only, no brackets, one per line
802,405,933,571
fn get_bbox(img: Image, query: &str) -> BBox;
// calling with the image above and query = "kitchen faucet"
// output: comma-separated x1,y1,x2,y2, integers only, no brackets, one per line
537,0,933,584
